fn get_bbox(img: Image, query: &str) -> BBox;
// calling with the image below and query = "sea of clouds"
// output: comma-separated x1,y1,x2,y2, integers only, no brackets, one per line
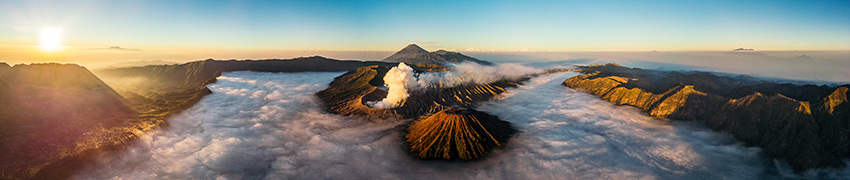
73,71,848,179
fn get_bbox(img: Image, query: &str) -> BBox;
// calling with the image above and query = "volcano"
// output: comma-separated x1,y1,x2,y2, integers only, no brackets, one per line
383,44,493,65
405,107,517,160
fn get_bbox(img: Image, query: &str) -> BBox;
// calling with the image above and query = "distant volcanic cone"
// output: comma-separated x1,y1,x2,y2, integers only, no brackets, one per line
406,107,517,160
383,44,493,65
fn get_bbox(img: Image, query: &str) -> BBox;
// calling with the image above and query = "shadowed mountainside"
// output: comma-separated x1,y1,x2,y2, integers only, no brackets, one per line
562,63,850,171
0,63,136,179
0,63,9,102
383,44,494,65
0,62,10,74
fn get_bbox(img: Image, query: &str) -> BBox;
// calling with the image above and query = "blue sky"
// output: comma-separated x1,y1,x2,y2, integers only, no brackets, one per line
1,0,848,54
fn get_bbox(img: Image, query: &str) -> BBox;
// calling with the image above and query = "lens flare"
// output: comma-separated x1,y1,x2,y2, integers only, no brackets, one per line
39,28,62,52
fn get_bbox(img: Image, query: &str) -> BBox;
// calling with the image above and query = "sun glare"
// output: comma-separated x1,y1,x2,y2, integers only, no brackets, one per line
39,28,62,52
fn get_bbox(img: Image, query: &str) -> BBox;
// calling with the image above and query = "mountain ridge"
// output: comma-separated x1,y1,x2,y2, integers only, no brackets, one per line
562,64,850,171
383,44,493,65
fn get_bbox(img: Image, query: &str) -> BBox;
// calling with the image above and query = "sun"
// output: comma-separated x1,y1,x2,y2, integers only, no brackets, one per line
38,28,62,52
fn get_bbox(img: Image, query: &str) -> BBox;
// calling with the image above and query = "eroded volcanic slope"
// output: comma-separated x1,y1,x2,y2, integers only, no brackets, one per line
406,107,517,160
315,64,521,120
562,63,850,171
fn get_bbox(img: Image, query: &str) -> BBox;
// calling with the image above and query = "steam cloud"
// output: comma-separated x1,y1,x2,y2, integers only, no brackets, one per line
368,63,417,108
369,62,544,108
73,71,848,179
417,63,544,88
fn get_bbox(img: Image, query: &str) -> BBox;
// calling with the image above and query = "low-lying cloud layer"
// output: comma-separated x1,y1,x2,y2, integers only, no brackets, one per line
73,71,848,179
418,62,543,88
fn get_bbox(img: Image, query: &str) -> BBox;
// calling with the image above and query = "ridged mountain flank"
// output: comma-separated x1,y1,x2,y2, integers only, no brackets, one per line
406,107,517,160
562,63,850,171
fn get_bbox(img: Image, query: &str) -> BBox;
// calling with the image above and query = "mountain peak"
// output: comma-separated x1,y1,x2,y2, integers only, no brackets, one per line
384,44,493,65
406,107,516,160
383,44,430,62
400,44,429,54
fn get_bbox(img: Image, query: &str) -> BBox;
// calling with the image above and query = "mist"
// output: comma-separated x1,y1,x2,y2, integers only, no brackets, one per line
468,51,850,83
68,70,850,179
417,62,544,88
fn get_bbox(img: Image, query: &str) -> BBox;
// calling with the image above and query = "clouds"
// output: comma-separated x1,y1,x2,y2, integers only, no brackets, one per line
88,46,140,51
477,72,776,179
415,62,543,88
368,63,417,108
72,71,847,179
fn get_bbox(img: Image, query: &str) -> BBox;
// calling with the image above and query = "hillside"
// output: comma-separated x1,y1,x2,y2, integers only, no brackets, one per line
0,62,9,74
316,64,519,120
562,64,850,171
406,107,517,160
0,63,136,179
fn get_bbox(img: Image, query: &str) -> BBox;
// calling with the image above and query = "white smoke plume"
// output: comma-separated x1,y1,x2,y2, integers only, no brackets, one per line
368,62,544,108
367,62,417,108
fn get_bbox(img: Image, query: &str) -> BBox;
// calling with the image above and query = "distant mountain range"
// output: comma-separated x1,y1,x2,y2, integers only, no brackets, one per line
383,44,493,65
102,60,178,68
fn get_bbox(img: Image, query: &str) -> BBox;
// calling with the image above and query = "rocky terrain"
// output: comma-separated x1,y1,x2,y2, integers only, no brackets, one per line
315,65,520,120
0,63,136,179
406,107,517,160
383,44,493,65
562,63,850,171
